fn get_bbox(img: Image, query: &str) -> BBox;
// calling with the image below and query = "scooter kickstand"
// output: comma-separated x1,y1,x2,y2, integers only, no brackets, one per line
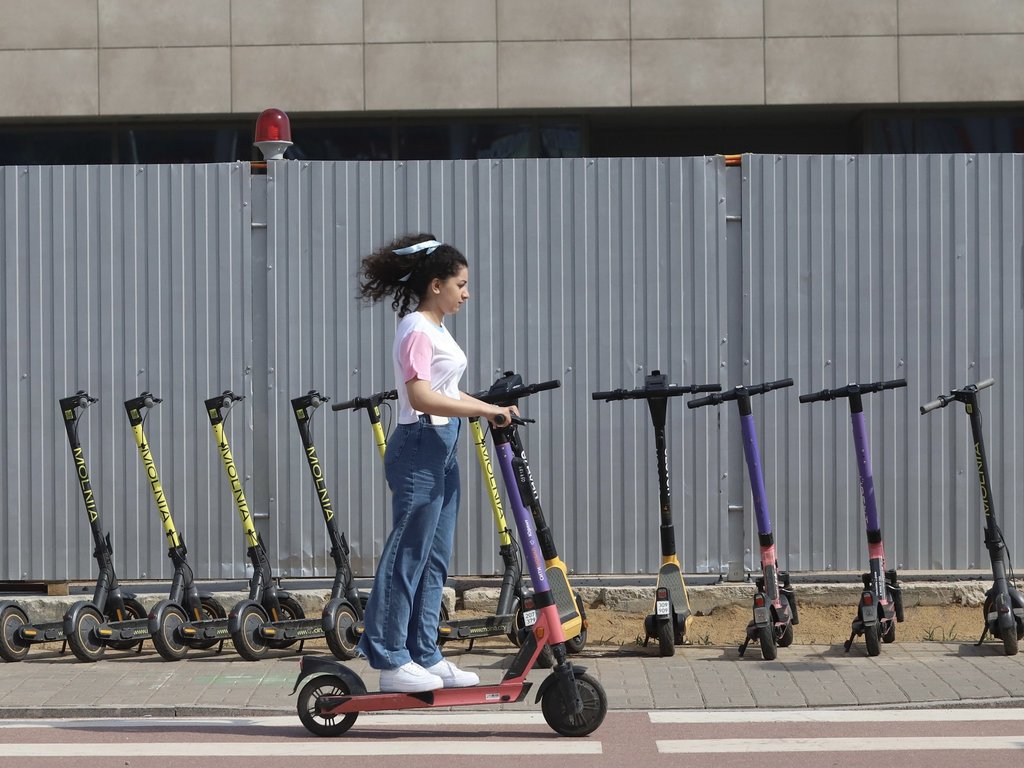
737,638,749,657
843,632,856,652
975,627,988,646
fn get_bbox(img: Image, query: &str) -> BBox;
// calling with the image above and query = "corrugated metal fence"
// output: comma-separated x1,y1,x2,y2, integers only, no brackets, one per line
1,155,1021,581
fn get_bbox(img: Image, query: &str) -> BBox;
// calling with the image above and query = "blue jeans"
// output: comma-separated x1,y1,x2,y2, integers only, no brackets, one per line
358,416,461,670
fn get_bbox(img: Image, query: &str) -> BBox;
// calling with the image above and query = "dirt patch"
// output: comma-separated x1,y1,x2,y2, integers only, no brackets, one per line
453,601,984,650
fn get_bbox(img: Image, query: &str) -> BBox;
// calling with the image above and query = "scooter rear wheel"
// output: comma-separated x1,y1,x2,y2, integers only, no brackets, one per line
153,605,190,661
541,671,608,737
105,597,148,651
189,596,227,651
983,593,1022,655
297,674,359,737
325,603,360,661
267,596,306,650
565,593,588,654
0,605,30,662
656,619,675,657
67,605,106,662
777,595,795,648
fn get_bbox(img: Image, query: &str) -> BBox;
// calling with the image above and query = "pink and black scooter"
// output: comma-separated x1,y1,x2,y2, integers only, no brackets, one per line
688,379,799,660
799,379,906,656
291,378,607,738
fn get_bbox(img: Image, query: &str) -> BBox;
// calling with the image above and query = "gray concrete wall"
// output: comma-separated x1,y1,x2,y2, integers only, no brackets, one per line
1,0,1022,119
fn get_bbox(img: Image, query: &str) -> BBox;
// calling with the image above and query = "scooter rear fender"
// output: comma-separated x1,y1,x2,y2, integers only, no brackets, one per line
290,654,367,696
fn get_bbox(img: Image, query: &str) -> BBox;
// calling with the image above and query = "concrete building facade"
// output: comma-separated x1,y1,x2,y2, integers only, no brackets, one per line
1,1,1023,162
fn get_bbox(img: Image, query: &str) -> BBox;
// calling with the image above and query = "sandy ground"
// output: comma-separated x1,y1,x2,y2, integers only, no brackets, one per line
561,602,984,648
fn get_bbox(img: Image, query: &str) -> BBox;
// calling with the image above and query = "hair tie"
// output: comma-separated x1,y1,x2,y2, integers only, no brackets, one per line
394,239,443,282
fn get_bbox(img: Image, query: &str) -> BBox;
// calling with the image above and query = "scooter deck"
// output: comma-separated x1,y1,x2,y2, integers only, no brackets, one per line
318,680,533,714
441,613,516,639
546,564,583,640
657,563,693,626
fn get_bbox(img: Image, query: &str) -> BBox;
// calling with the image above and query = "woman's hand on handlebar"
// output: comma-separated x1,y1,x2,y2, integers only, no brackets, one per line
488,404,518,428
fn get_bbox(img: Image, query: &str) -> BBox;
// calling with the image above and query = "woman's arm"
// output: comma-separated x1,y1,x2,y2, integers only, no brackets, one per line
407,379,513,425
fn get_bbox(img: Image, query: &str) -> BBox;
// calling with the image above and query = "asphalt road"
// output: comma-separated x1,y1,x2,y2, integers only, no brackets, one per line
1,707,1022,768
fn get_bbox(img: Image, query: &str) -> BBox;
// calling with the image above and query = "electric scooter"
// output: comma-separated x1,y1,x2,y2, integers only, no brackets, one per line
124,392,228,660
287,390,365,660
473,372,588,655
204,390,306,660
0,392,147,662
292,411,608,738
332,389,528,650
800,378,906,656
688,379,799,660
921,377,1024,656
592,371,721,656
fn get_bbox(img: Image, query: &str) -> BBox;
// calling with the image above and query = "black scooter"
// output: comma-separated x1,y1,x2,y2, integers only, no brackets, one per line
1,392,147,662
593,371,721,656
204,391,305,660
124,392,227,661
921,378,1024,656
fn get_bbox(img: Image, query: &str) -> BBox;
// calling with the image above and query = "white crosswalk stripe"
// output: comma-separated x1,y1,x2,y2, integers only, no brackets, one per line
1,741,603,757
657,736,1024,753
650,707,1024,723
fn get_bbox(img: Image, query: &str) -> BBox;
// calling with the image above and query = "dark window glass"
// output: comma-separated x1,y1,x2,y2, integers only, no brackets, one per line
118,128,248,164
539,123,583,157
286,125,392,161
0,130,113,166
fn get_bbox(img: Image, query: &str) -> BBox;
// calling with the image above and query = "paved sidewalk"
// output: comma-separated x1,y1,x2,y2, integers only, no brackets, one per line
1,640,1023,719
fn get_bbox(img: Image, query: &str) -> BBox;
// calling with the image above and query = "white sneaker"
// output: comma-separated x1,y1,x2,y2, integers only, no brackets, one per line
379,662,444,693
425,658,480,688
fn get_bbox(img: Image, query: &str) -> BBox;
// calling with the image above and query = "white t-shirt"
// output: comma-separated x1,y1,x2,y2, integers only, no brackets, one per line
393,311,468,425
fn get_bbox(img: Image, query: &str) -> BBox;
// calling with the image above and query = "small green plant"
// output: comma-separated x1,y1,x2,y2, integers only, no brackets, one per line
923,624,959,642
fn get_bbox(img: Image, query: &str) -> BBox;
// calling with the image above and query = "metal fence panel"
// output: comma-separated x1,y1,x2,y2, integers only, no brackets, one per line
743,153,1024,573
0,163,253,581
262,157,728,578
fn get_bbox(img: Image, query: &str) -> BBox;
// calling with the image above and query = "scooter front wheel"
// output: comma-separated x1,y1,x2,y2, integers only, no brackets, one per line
656,619,675,657
325,603,360,661
0,605,30,662
153,605,190,661
864,620,881,657
541,672,608,737
67,606,107,662
297,674,359,737
231,604,270,661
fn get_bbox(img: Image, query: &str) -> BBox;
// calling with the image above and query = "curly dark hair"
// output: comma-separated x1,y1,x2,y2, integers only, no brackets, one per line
358,233,469,317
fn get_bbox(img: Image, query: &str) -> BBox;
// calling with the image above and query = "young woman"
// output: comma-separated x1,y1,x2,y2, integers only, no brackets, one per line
356,233,515,693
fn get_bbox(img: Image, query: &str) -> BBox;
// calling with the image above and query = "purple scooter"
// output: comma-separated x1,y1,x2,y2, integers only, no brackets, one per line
688,379,798,660
799,379,906,656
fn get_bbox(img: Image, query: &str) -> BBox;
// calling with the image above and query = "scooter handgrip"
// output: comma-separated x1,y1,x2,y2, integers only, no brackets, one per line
331,396,364,412
692,383,723,393
920,398,944,414
528,379,561,394
591,389,624,401
766,378,795,391
493,413,507,426
879,378,908,390
976,377,996,390
798,389,830,404
687,394,718,409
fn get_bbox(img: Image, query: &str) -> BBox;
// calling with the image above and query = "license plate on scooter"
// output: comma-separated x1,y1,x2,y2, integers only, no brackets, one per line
522,609,537,626
656,599,670,616
753,606,770,624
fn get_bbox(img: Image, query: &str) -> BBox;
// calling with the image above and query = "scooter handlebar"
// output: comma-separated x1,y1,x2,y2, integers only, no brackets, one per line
592,382,721,402
798,389,832,404
331,389,398,412
920,377,996,414
474,378,561,404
